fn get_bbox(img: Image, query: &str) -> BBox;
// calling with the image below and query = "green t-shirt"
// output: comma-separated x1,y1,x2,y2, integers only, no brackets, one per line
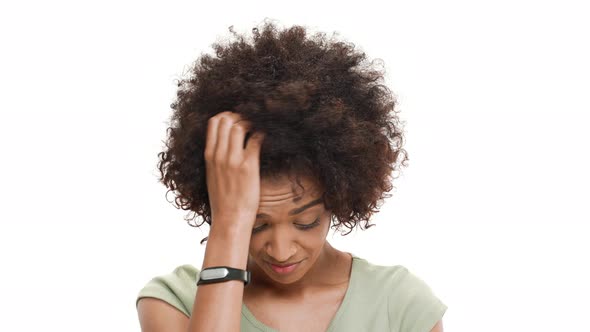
136,255,447,332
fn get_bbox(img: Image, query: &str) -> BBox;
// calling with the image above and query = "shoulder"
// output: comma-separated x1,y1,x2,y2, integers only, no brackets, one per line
136,264,200,318
351,256,416,296
353,257,447,332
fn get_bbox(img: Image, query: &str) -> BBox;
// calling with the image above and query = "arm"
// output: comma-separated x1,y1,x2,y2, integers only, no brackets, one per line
430,320,444,332
137,298,189,332
186,221,252,331
188,111,263,331
137,111,265,331
136,224,251,332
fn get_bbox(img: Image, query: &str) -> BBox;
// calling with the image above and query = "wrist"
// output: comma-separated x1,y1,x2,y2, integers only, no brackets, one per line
209,215,255,238
203,217,253,270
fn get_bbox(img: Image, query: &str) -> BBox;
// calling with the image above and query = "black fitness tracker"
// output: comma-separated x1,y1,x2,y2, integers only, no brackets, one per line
197,266,251,286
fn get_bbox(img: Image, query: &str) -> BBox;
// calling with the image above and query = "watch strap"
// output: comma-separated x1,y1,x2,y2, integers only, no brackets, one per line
197,266,250,286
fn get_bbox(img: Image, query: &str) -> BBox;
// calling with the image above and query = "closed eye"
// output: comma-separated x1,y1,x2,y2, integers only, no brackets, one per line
295,218,320,230
251,218,320,234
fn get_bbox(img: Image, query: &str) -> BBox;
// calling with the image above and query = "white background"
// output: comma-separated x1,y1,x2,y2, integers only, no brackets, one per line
1,0,589,331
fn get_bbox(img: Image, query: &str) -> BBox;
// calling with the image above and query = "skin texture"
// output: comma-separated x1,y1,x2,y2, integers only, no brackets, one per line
187,111,263,332
248,175,335,290
431,320,444,332
203,111,265,230
242,174,355,331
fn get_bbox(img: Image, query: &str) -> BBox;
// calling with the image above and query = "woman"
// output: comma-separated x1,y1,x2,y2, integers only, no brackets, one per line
136,21,447,332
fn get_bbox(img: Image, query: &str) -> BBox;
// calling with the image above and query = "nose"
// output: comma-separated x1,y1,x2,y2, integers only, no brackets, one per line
265,226,297,263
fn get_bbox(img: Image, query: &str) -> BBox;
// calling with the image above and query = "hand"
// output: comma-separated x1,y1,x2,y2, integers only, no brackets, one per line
204,111,265,231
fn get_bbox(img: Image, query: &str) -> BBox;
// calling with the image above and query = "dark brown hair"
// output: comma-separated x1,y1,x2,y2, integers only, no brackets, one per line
158,20,408,234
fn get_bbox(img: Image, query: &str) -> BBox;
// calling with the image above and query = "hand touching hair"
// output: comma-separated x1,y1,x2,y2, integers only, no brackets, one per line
158,20,408,234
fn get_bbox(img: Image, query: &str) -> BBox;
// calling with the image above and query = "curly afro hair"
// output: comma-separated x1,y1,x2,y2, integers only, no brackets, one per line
158,20,408,234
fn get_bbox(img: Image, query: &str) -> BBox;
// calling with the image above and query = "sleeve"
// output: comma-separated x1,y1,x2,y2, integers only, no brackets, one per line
135,264,199,318
388,267,448,332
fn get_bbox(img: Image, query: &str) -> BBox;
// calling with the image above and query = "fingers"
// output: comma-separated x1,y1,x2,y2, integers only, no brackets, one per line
204,116,219,162
227,120,251,166
214,116,235,162
244,131,265,162
205,111,260,166
205,111,236,162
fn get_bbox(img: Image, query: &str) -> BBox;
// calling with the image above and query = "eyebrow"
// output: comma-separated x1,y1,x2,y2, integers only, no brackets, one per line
256,197,323,219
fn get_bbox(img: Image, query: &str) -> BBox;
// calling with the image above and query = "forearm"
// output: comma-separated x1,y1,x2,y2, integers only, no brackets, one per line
187,218,252,332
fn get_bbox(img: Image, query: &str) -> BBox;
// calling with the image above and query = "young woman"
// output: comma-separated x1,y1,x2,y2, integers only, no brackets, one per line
136,21,447,332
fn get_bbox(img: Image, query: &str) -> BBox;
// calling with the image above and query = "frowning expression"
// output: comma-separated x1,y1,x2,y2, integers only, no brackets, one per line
248,174,331,285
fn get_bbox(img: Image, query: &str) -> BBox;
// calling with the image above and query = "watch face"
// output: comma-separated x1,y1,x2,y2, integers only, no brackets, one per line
200,268,229,280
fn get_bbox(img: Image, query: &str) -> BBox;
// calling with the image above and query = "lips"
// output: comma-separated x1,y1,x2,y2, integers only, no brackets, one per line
270,262,298,267
267,261,301,274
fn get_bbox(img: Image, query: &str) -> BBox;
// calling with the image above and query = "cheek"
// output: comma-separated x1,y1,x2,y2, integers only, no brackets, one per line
301,229,329,251
248,236,263,255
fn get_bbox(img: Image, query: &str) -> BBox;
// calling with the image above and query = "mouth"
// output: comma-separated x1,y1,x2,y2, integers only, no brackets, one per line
266,260,302,275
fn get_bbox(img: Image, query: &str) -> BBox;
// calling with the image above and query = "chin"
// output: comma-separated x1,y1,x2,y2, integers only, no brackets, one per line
267,272,303,284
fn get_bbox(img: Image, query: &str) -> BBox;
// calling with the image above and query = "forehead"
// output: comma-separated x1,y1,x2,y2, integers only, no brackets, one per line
259,174,322,204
